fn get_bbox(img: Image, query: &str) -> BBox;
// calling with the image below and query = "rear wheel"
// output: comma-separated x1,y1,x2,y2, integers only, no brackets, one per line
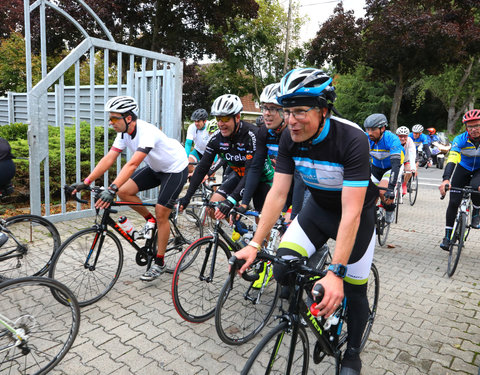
1,214,61,279
447,213,466,277
172,237,231,322
49,228,123,306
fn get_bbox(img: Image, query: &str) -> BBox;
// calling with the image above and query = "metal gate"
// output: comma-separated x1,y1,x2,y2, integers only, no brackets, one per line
24,0,183,221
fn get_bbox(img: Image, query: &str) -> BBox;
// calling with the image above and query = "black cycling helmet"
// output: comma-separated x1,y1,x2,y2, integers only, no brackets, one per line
191,108,208,121
364,113,388,129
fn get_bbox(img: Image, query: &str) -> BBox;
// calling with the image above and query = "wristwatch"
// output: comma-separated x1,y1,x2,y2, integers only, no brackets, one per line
327,263,347,279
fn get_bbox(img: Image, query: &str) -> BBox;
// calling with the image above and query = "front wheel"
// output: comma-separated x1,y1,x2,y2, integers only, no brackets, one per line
1,214,61,279
447,212,466,277
408,174,418,206
437,156,444,169
0,277,80,374
49,228,124,306
376,207,390,247
241,321,309,374
359,263,380,351
215,260,280,345
172,237,231,323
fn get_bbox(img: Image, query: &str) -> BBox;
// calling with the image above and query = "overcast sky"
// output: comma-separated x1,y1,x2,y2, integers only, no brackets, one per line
294,0,366,42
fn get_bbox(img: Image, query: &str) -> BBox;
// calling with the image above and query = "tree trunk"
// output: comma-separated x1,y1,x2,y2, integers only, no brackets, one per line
389,64,404,131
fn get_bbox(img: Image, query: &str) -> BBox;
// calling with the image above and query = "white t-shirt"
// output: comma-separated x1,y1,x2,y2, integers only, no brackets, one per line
404,136,416,167
186,123,211,154
112,119,188,173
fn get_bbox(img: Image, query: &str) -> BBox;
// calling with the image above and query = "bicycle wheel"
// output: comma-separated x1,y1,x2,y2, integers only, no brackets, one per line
49,228,124,306
0,214,61,279
164,210,203,273
172,236,231,323
408,174,418,206
376,207,390,246
0,276,80,374
394,183,401,224
241,321,309,374
359,263,380,351
215,261,280,345
447,212,466,277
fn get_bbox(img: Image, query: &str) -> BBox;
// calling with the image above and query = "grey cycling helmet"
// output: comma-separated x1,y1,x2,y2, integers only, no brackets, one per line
412,124,424,133
364,113,388,129
396,126,410,135
105,96,138,114
211,94,243,116
260,83,280,105
191,108,208,121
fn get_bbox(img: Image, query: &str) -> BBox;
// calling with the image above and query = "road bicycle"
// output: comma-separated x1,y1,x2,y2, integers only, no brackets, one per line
238,252,379,375
172,204,259,323
0,187,61,279
442,185,479,277
0,276,80,374
376,202,390,247
48,185,202,306
214,216,288,345
407,173,418,206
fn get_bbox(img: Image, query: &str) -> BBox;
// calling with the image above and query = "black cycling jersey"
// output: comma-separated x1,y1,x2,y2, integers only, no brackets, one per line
242,125,282,205
0,137,14,161
184,120,269,202
275,116,378,212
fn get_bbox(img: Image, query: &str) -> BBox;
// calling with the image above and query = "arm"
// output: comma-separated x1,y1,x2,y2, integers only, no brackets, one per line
111,150,147,187
241,129,268,206
234,172,293,273
184,139,193,156
84,149,120,184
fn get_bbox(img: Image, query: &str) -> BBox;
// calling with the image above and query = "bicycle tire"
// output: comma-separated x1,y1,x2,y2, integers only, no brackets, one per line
408,174,418,206
215,261,280,345
241,321,309,375
164,210,203,273
172,236,231,323
359,263,380,351
1,214,61,279
0,276,80,374
376,207,390,246
49,228,124,306
447,212,466,277
395,183,401,224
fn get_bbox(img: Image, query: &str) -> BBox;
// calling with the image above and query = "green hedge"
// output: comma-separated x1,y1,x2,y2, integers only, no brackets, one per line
2,122,118,202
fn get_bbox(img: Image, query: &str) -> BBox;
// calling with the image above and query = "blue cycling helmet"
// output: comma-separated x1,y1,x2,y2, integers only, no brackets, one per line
277,68,336,108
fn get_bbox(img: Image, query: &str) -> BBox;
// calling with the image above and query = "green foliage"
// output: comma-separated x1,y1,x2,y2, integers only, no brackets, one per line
4,122,117,200
333,65,393,125
0,122,28,141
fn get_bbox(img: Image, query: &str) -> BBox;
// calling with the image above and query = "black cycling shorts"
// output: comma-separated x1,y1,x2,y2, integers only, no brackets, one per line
131,166,188,209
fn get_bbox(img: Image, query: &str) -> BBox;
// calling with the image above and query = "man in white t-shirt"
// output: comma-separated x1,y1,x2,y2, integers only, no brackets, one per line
71,96,188,281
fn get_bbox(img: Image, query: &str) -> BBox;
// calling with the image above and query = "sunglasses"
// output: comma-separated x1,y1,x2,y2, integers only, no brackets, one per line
109,115,126,122
216,116,232,123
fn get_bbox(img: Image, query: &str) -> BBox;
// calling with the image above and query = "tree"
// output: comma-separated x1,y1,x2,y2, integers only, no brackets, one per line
306,0,480,130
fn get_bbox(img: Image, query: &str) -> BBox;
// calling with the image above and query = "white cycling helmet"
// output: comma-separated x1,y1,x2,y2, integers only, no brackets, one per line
260,83,280,105
412,124,424,133
211,94,243,116
396,126,410,135
105,96,138,114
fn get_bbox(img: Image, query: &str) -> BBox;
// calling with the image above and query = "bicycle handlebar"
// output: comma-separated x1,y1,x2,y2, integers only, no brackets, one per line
441,184,480,200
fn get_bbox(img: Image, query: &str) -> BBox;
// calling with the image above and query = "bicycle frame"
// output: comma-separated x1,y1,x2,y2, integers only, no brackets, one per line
0,222,24,262
0,313,25,352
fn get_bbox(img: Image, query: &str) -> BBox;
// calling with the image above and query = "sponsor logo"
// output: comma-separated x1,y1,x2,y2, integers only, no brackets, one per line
246,154,253,160
225,153,246,162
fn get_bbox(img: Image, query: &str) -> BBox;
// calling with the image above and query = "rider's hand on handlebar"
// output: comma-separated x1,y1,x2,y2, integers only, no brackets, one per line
215,199,235,220
95,184,117,209
384,189,395,201
177,196,190,212
70,181,90,194
439,180,450,197
231,245,258,275
229,204,247,223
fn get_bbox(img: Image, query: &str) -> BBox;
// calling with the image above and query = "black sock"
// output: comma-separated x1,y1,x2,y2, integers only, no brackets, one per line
155,256,164,267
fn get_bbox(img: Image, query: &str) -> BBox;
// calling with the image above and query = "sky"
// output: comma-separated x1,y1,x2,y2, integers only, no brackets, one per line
293,0,367,42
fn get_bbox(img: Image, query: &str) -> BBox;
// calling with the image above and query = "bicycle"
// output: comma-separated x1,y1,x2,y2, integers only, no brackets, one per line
239,252,379,374
0,276,80,374
375,202,390,247
441,185,479,277
407,173,418,206
214,216,288,345
172,203,260,323
0,210,61,280
48,185,202,306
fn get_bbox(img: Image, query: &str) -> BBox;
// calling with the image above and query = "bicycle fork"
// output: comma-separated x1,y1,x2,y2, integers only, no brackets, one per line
199,239,218,283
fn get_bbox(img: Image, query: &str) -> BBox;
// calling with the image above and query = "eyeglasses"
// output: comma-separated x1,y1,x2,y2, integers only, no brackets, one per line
216,116,232,123
109,115,125,122
260,106,283,115
283,107,317,120
466,124,480,130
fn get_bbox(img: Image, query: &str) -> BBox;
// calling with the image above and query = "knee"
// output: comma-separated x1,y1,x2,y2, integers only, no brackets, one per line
155,204,171,223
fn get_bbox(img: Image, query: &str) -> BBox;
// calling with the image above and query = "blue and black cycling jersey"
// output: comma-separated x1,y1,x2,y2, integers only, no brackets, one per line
275,116,378,212
409,133,429,148
443,131,480,181
368,130,404,170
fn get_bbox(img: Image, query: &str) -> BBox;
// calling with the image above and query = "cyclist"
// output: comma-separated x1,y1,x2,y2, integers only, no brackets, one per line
185,108,211,174
240,83,307,221
71,96,188,281
396,126,416,196
234,68,378,375
178,94,274,218
410,124,433,168
439,109,480,250
426,127,439,145
364,114,404,223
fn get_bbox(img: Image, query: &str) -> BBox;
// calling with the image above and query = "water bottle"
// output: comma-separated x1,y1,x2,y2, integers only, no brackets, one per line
118,216,138,240
144,218,156,239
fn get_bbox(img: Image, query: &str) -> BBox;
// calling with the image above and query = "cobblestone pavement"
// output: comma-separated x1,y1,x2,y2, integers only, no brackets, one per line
49,168,479,374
